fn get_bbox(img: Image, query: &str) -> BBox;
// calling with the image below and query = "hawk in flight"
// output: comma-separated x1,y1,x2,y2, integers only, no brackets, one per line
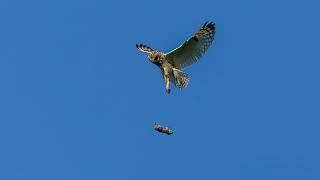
136,21,216,93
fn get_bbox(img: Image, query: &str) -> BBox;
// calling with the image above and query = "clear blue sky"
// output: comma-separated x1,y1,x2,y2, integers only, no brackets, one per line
0,0,319,179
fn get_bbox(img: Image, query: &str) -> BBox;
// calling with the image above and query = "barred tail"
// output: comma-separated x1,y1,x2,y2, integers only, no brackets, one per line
172,68,189,88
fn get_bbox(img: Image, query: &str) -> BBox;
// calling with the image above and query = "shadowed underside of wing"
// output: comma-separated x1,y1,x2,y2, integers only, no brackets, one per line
165,22,216,69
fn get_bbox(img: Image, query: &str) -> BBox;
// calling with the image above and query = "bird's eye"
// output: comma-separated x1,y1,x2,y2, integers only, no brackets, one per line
154,56,158,60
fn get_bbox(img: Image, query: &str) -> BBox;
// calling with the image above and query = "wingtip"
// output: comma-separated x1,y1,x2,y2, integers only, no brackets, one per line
136,44,142,49
202,21,208,28
205,21,216,30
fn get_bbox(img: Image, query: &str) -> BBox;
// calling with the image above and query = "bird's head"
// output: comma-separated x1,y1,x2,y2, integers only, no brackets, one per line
148,52,164,65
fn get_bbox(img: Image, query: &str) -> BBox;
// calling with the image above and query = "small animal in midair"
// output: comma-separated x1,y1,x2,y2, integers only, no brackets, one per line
136,21,216,94
154,123,174,135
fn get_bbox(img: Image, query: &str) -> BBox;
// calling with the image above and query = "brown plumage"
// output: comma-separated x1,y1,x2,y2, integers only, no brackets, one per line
136,21,216,94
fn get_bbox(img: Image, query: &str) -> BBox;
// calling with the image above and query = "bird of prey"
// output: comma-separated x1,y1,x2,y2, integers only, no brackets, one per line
136,21,216,94
154,123,174,135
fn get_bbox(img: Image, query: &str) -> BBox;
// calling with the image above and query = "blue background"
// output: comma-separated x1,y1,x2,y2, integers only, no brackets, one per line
0,0,319,179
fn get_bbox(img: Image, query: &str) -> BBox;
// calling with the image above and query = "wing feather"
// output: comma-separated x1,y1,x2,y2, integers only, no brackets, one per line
136,44,154,54
165,22,215,69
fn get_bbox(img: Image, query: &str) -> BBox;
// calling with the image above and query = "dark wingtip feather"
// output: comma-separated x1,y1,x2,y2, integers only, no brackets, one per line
211,23,216,31
136,44,154,53
204,21,215,31
202,21,208,28
201,21,216,30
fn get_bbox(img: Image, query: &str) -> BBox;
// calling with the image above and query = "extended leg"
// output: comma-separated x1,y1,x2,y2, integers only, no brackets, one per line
163,67,171,94
165,77,170,94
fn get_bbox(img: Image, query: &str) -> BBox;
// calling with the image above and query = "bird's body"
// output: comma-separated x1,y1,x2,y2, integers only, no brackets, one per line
136,21,215,93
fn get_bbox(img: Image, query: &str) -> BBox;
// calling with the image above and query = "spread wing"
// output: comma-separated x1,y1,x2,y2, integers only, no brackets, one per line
136,44,154,54
165,22,215,69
